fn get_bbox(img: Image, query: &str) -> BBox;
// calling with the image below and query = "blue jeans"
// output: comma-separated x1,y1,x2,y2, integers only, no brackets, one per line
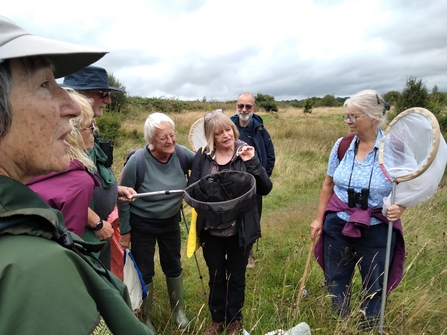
200,232,251,324
323,212,396,318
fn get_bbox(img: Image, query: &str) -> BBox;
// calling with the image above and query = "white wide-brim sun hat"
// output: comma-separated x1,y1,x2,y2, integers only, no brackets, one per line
0,15,107,78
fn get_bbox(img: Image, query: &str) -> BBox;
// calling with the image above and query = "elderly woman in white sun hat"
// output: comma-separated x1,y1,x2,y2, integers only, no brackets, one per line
0,15,153,335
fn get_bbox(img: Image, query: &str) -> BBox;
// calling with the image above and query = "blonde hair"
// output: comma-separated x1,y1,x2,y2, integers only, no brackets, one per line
203,109,239,153
66,89,96,173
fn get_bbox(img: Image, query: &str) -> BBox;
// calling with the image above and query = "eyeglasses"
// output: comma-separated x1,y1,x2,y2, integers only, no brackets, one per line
236,104,253,111
342,114,367,123
94,90,111,99
156,133,176,143
80,122,96,132
204,109,224,124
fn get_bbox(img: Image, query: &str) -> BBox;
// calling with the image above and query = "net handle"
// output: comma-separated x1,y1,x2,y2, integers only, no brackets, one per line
378,107,441,183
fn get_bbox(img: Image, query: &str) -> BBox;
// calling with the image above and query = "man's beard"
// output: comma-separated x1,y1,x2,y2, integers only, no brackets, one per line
238,111,253,123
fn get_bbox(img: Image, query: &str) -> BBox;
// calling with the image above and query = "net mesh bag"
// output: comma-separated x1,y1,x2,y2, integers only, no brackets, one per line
379,107,447,208
184,171,257,227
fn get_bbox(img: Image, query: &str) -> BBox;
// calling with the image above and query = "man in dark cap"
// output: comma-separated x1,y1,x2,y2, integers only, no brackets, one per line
63,66,123,117
63,66,135,270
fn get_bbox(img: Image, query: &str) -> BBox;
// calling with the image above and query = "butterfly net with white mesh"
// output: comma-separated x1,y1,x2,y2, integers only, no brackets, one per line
379,107,447,210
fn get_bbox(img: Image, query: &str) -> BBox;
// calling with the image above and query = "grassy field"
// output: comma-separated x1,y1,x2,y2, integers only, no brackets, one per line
111,105,447,335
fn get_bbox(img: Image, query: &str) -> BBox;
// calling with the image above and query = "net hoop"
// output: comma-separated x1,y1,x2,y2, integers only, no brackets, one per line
188,118,207,152
378,107,440,183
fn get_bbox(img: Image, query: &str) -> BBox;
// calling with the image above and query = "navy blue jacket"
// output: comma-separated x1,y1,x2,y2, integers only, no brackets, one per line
230,114,275,176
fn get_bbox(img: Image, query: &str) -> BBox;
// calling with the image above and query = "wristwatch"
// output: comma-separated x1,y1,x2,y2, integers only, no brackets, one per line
93,219,103,231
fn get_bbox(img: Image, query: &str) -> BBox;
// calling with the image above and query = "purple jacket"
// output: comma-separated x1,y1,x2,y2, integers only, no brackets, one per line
314,193,406,293
28,160,99,237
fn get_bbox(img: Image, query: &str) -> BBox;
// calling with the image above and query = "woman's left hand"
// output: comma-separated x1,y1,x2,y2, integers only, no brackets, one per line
237,146,255,161
117,186,137,203
386,204,406,222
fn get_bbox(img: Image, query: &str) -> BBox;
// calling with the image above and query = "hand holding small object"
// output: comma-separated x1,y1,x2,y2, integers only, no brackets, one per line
117,186,137,203
237,146,255,161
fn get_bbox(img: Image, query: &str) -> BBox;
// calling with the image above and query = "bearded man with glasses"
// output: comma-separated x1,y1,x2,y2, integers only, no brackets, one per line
230,92,275,269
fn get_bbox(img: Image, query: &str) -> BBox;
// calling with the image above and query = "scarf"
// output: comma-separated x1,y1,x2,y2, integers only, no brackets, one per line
88,140,116,188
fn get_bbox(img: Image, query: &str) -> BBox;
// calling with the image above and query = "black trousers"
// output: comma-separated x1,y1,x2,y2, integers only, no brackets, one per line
131,225,182,285
200,232,251,324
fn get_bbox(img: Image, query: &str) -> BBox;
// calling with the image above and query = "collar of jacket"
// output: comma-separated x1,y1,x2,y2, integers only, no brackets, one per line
0,176,104,252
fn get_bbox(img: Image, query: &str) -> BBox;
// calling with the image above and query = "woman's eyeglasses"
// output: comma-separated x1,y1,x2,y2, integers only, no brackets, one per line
156,133,176,143
81,122,96,132
342,114,367,123
236,104,253,111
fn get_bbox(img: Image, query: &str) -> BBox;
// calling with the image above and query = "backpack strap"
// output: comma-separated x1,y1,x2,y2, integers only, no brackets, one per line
175,144,189,176
134,148,145,191
134,145,187,191
337,133,355,161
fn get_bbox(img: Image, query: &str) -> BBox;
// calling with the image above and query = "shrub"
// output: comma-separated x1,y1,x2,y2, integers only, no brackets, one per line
395,76,429,114
256,93,278,112
106,73,128,113
96,113,122,144
302,98,314,114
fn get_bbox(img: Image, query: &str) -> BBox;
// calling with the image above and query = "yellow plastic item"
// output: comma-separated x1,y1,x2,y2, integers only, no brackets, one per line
186,208,200,258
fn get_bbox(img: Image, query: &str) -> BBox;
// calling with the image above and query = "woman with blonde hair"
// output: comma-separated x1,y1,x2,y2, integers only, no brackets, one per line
28,90,99,237
187,109,272,335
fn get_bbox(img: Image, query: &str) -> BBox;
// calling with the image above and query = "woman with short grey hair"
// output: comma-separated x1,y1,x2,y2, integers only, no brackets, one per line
119,112,195,333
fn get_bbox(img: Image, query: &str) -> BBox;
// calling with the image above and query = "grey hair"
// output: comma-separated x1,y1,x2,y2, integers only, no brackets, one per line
343,89,388,127
237,92,256,104
144,112,175,149
0,60,13,141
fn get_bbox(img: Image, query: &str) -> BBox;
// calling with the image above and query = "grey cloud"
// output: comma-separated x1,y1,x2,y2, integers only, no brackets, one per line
53,0,447,101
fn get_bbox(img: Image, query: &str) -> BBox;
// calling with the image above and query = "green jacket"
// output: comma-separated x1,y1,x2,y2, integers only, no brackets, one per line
0,176,152,335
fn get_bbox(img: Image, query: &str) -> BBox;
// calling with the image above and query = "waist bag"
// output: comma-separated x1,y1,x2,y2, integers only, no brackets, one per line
205,219,238,237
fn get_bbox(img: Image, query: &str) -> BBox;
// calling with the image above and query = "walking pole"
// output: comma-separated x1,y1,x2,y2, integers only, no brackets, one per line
295,237,316,317
378,182,397,334
180,205,207,297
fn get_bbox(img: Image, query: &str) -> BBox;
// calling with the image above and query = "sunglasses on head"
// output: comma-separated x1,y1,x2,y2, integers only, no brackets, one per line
204,109,224,124
236,104,253,111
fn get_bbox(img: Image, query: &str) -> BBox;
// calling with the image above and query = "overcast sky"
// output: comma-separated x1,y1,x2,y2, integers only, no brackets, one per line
4,0,447,101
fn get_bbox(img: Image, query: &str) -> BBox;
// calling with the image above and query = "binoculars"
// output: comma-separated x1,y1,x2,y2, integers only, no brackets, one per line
347,188,369,210
98,139,114,168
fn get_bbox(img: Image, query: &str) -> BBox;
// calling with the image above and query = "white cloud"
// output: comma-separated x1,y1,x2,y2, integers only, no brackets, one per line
4,0,447,100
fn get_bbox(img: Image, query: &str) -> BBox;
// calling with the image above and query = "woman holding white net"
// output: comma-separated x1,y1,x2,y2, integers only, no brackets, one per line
310,90,406,329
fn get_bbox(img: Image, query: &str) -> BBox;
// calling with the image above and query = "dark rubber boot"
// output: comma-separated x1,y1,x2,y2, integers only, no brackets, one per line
142,282,157,334
166,274,190,328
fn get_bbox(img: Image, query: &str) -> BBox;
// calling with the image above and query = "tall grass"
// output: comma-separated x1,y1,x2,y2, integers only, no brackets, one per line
111,106,447,334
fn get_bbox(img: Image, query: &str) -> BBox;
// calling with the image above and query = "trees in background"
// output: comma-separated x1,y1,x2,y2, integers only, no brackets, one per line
104,71,447,132
255,93,278,112
394,76,430,114
107,73,128,113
